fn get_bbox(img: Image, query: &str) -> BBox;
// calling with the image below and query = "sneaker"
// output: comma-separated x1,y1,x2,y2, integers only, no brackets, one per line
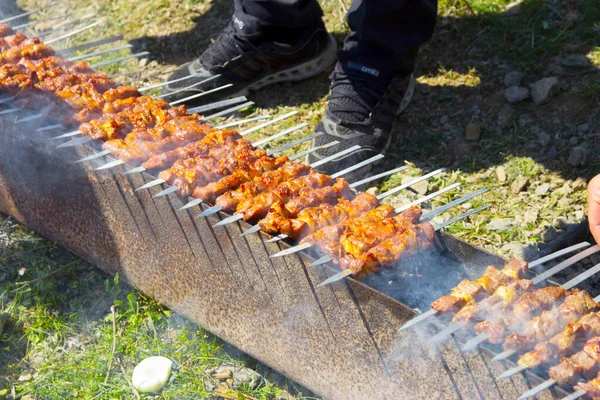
307,62,416,176
163,17,337,102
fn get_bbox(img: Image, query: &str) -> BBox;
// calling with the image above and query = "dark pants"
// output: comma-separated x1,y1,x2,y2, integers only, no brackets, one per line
234,0,438,77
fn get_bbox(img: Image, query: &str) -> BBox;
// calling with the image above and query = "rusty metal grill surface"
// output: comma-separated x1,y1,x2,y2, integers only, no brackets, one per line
0,106,596,398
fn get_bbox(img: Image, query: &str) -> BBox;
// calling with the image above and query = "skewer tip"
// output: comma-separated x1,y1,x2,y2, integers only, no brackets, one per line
317,269,353,287
497,365,527,380
399,309,438,331
153,186,178,198
241,225,261,236
517,379,557,400
178,199,203,211
213,214,243,227
198,205,221,217
461,333,488,352
491,350,516,362
311,256,331,267
270,243,312,258
265,234,287,243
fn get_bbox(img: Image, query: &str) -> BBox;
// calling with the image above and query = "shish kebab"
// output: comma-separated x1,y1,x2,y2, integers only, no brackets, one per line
428,246,600,345
460,251,600,352
517,335,600,399
399,241,594,332
496,287,600,381
563,370,600,400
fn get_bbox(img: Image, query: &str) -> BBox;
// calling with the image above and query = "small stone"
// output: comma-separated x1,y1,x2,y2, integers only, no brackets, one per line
552,216,569,230
0,271,6,283
496,166,507,182
461,202,473,211
466,123,481,141
541,226,558,242
504,71,524,87
502,243,537,260
138,58,149,67
511,176,529,193
487,218,516,231
536,130,551,146
577,123,590,135
529,77,560,104
569,136,580,146
555,182,573,196
18,371,33,382
575,210,584,220
558,197,571,208
560,54,589,68
518,114,533,127
504,86,530,103
567,146,589,167
524,209,539,224
547,146,558,159
215,365,262,390
497,105,515,127
572,177,587,191
402,176,428,195
535,183,550,196
365,187,380,196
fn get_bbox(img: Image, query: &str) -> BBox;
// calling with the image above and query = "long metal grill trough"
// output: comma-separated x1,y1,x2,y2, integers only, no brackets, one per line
0,10,598,400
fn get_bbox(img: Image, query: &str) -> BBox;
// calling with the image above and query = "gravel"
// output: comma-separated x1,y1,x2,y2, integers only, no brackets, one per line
504,86,530,103
529,77,560,104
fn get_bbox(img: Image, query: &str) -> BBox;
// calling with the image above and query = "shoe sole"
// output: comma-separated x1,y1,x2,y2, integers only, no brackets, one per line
233,35,338,97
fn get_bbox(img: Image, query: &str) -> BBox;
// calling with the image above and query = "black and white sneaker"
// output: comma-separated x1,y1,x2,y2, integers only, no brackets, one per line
307,61,416,176
163,17,337,101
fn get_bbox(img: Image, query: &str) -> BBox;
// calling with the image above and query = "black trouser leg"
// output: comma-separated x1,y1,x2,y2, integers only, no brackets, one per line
233,0,324,34
340,0,438,78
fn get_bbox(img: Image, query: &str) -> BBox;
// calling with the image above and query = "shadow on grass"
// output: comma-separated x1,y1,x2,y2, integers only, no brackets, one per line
128,0,599,180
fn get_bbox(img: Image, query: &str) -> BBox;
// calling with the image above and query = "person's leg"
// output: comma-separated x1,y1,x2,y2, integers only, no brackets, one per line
165,0,336,101
309,0,438,174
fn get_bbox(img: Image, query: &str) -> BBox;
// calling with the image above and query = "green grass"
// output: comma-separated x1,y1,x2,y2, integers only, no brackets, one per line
1,0,599,397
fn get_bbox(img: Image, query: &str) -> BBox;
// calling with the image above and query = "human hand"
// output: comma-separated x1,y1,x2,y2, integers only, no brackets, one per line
588,174,600,245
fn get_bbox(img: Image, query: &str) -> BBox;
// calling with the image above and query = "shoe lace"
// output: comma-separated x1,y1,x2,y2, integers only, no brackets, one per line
327,69,390,123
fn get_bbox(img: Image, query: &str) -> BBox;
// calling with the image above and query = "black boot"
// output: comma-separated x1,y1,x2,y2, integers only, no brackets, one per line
163,17,337,102
308,60,416,176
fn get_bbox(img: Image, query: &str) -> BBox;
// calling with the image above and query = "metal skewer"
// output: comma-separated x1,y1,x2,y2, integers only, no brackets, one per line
45,21,101,45
91,51,150,69
398,241,593,332
266,132,322,156
561,391,585,400
317,204,491,287
462,247,600,354
239,111,298,136
202,101,254,121
0,10,37,25
168,84,233,106
58,35,125,56
138,74,221,93
37,124,64,132
67,44,132,62
187,96,248,115
270,168,448,258
215,115,273,130
13,14,73,32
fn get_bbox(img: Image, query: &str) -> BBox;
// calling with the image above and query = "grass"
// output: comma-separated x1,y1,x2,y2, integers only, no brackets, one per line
1,0,599,397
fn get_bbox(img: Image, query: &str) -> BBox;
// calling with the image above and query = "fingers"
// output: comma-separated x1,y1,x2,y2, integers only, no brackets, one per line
588,174,600,245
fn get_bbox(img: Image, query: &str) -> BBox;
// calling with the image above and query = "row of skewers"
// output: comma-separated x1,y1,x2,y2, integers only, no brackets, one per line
400,243,600,399
0,22,490,287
